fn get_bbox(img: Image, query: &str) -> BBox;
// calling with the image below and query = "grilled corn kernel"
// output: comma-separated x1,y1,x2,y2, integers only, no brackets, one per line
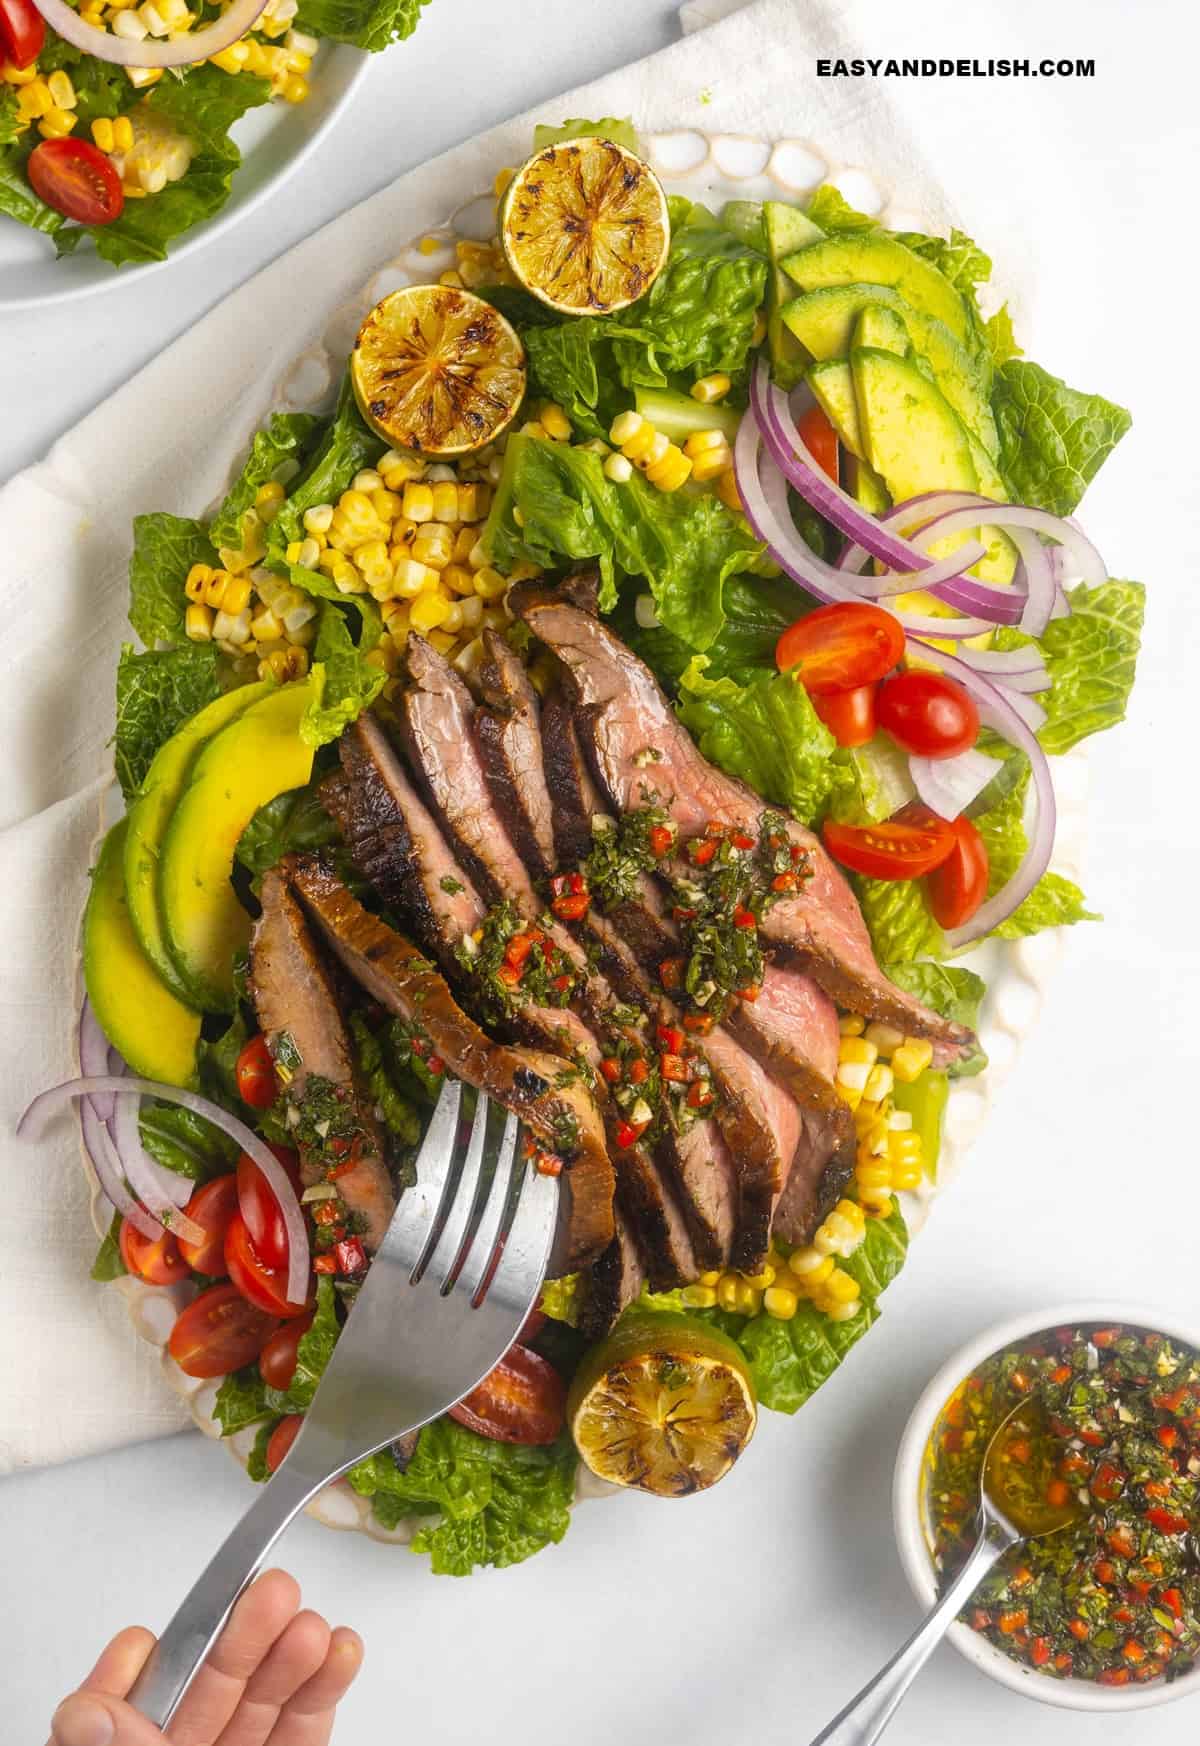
839,1037,879,1068
764,1285,799,1320
392,558,437,599
834,1199,866,1231
825,1299,861,1324
697,1270,722,1287
402,482,434,524
683,428,728,458
441,563,476,598
452,634,484,676
439,599,465,634
716,1275,742,1314
839,1013,865,1037
47,70,77,109
17,80,52,118
215,575,251,614
212,606,251,645
603,452,633,484
645,446,692,491
452,525,477,565
255,479,286,514
39,108,76,139
863,1063,894,1105
91,116,116,151
456,482,481,523
742,1265,776,1290
690,445,732,484
823,1269,861,1306
892,1038,934,1082
250,607,283,643
467,538,488,570
410,591,452,634
715,467,742,512
126,66,163,87
690,372,731,404
184,562,212,602
184,602,214,641
209,42,249,71
302,502,334,536
680,1284,718,1310
473,566,507,601
112,114,134,152
428,481,457,523
367,488,400,524
609,411,644,446
412,523,454,569
458,595,484,631
539,402,571,442
787,1247,834,1285
864,1021,905,1056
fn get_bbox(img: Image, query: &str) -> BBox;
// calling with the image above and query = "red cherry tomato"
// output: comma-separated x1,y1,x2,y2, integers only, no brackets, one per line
27,138,123,225
266,1414,304,1474
119,1217,189,1286
168,1282,281,1379
448,1344,566,1446
259,1313,315,1392
0,0,45,67
926,815,989,928
823,813,956,881
225,1211,310,1319
235,1033,278,1110
814,683,877,748
177,1174,239,1277
236,1144,301,1273
776,602,905,697
875,669,980,759
796,402,839,485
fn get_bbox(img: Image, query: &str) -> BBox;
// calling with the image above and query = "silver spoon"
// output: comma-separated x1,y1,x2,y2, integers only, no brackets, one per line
807,1396,1080,1746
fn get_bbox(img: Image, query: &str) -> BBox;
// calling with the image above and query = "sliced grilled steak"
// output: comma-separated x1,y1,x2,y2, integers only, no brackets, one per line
287,855,614,1268
522,599,974,1063
472,629,557,882
541,691,600,867
580,1209,645,1338
249,867,395,1250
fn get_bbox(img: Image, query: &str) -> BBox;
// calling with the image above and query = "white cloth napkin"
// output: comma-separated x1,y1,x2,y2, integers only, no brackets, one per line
0,0,1158,1472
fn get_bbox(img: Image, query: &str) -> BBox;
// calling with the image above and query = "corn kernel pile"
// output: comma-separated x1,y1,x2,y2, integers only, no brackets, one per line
681,1198,870,1325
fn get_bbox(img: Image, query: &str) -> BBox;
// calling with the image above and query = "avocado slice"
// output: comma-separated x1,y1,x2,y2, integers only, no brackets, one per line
853,302,910,356
807,359,866,459
764,200,824,389
124,682,272,1008
845,452,890,516
851,346,977,500
780,233,970,345
159,681,317,1012
781,283,1000,458
720,199,766,251
84,819,201,1087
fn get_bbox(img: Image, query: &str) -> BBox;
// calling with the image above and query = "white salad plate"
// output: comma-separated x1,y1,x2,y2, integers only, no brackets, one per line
0,42,367,310
78,127,1090,1541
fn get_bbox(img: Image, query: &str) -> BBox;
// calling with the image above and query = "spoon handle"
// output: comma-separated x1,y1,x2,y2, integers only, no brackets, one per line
807,1526,1015,1746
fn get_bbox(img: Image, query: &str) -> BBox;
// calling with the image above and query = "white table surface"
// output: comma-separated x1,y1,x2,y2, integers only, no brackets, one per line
4,1,1199,1740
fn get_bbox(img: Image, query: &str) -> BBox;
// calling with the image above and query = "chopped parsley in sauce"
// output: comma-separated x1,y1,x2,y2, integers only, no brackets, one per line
927,1324,1200,1686
455,900,578,1023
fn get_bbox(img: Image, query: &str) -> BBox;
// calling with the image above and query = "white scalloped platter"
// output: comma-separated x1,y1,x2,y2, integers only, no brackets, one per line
81,128,1090,1543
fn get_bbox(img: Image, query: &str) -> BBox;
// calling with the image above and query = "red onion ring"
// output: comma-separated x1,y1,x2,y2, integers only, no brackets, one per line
22,1076,310,1305
910,748,1000,820
34,0,269,69
958,648,1050,692
79,998,117,1124
111,1091,202,1237
80,1098,162,1244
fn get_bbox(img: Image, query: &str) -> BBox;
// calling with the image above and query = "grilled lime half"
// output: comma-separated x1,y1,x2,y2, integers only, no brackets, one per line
350,284,526,457
568,1311,756,1497
500,135,670,316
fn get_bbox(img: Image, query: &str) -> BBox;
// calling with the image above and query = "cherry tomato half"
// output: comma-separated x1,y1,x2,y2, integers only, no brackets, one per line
119,1217,189,1286
236,1144,301,1273
776,602,905,697
226,1210,311,1319
259,1313,316,1393
266,1414,304,1474
926,814,990,929
796,402,839,485
0,0,45,68
448,1344,566,1446
27,138,123,225
823,813,956,881
168,1282,281,1379
814,683,876,748
235,1033,278,1110
177,1173,239,1277
875,669,980,759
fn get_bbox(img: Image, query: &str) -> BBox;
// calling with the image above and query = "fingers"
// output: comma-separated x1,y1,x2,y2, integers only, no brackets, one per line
167,1570,301,1746
212,1612,331,1746
77,1628,157,1699
263,1629,365,1746
50,1691,164,1746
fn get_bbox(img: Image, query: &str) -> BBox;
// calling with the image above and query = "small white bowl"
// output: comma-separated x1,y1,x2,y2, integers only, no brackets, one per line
893,1300,1200,1713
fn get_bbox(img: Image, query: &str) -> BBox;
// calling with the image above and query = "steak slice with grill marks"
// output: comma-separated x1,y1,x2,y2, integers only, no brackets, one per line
249,866,395,1251
522,598,974,1065
472,629,557,882
287,855,615,1269
580,1209,646,1338
541,690,600,868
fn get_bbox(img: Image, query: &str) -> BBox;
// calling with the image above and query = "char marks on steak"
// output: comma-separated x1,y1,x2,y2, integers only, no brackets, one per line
580,1209,646,1339
249,867,395,1250
287,854,615,1268
521,598,973,1063
472,629,557,882
541,691,601,868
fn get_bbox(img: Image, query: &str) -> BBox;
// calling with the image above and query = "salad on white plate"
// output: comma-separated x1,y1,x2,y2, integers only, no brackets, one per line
19,120,1146,1592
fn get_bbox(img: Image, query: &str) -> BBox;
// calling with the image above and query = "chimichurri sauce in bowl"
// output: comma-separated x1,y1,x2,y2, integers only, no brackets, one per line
925,1323,1200,1687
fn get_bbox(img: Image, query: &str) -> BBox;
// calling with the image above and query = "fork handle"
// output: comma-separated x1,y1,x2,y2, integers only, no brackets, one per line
126,1462,317,1728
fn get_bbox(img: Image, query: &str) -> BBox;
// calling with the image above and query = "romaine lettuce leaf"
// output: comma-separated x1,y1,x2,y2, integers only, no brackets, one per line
295,0,427,50
485,431,759,649
114,642,221,798
302,602,387,748
348,1011,422,1150
265,1277,340,1413
272,378,385,547
90,1212,126,1282
532,117,641,153
992,360,1131,516
894,225,991,298
676,656,849,825
0,144,65,235
209,413,320,551
883,962,987,1077
522,319,626,442
0,90,22,147
348,1418,577,1574
993,579,1144,755
804,185,875,233
213,1366,272,1436
246,1421,276,1481
852,872,944,964
237,785,341,878
616,569,800,690
983,305,1022,368
128,513,218,647
139,1102,237,1184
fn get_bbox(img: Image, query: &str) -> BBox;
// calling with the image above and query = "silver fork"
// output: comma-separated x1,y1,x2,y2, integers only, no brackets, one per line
128,1079,558,1727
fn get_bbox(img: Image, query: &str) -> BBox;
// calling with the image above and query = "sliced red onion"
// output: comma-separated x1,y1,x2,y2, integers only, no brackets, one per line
22,1076,310,1306
34,0,268,68
909,502,1106,588
79,999,117,1124
750,364,988,585
961,647,1051,693
733,414,860,607
910,748,1001,819
111,1092,201,1236
80,1099,162,1244
908,640,1057,949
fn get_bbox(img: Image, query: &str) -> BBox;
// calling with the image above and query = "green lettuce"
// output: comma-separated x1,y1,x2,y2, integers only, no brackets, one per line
265,1277,341,1413
348,1012,422,1149
128,513,218,647
676,656,848,825
91,1212,127,1282
804,185,874,234
992,360,1131,516
0,146,65,236
972,765,1097,940
485,431,759,648
302,603,387,748
894,225,991,298
0,90,22,148
139,1102,237,1183
983,305,1022,368
884,962,987,1077
213,1367,273,1437
237,785,341,878
209,413,321,551
247,1422,276,1481
348,1418,578,1574
295,0,429,50
617,569,800,689
539,1274,583,1326
113,643,221,799
993,580,1144,756
273,378,385,547
532,116,640,153
523,320,625,442
852,873,944,965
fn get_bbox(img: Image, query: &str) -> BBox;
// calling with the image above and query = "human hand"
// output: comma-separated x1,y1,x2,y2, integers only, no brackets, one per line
48,1568,363,1746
